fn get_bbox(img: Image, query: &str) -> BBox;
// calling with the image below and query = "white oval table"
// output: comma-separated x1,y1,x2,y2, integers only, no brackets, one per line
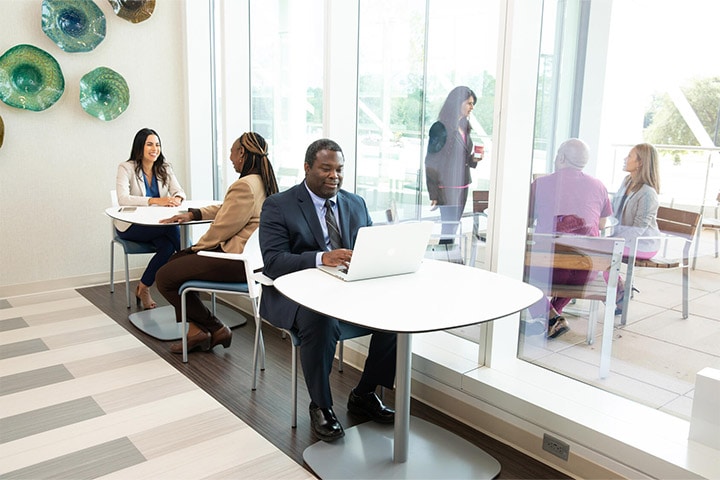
273,259,543,479
105,201,247,340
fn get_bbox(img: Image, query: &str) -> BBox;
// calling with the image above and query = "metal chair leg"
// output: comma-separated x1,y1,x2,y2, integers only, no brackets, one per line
291,343,298,428
110,241,115,293
124,252,131,308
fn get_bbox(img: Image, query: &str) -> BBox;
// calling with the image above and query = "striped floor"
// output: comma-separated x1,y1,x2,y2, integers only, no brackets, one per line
0,289,314,479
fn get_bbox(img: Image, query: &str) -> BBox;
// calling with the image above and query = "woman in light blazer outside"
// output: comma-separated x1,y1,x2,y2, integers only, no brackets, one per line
610,142,661,313
115,128,186,309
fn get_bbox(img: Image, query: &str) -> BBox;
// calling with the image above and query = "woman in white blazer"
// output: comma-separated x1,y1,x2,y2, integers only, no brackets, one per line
115,128,186,309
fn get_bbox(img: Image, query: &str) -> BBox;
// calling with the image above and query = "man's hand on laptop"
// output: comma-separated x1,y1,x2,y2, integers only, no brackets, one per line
321,249,353,268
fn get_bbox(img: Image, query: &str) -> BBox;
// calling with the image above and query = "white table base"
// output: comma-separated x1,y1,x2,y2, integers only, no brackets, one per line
128,302,247,341
303,416,501,479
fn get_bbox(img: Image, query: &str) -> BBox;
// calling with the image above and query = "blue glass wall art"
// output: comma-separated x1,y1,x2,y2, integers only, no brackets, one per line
42,0,106,53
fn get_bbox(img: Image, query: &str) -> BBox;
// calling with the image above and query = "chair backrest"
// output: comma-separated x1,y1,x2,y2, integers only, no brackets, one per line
656,206,701,240
472,190,489,214
235,229,263,301
525,233,625,300
243,228,263,278
110,190,119,207
526,234,623,273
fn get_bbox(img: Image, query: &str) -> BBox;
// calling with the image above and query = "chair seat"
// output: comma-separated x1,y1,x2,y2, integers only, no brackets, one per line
546,277,610,301
287,322,372,347
634,257,679,268
113,236,157,254
179,279,249,294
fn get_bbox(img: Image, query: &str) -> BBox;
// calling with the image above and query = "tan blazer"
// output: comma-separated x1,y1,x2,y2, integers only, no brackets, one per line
114,161,186,231
192,174,266,254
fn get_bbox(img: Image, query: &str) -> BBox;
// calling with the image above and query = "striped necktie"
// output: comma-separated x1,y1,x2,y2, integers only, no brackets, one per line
324,199,342,250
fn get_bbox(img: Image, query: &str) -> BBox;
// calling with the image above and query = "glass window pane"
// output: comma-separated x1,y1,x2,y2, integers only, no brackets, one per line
520,0,720,419
249,0,324,191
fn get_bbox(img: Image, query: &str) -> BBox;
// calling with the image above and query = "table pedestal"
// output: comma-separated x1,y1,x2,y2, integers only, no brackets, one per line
128,302,247,341
303,416,501,479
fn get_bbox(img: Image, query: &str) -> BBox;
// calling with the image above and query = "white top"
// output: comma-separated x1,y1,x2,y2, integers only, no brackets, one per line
273,259,543,333
105,200,220,226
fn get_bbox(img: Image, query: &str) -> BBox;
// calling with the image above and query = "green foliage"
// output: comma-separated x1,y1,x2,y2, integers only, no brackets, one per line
644,76,720,146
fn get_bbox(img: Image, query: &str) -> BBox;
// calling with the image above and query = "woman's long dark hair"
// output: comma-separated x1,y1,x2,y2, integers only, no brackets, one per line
238,132,279,197
437,86,477,134
128,128,170,186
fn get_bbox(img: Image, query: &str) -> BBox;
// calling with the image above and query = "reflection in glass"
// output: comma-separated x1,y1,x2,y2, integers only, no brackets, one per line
357,0,497,229
79,67,129,121
248,0,325,192
108,0,156,24
0,44,64,111
520,0,720,418
41,0,106,53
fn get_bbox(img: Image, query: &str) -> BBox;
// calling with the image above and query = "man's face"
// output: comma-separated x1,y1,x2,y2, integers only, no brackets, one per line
304,148,344,198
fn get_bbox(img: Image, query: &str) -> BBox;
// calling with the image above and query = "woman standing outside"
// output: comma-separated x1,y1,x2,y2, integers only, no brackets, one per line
115,128,186,310
611,143,661,313
156,132,279,355
424,86,481,245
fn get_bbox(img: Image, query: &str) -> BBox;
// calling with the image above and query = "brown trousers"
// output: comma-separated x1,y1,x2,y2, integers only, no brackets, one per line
155,248,248,332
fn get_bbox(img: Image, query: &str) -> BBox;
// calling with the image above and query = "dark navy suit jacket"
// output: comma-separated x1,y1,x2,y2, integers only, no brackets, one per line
259,182,373,329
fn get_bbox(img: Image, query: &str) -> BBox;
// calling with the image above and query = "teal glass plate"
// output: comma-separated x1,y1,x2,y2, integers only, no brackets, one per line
79,67,129,121
108,0,156,24
0,44,65,111
42,0,106,53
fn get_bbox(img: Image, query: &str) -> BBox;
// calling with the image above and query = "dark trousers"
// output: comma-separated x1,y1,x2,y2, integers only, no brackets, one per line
155,248,248,333
438,186,469,239
116,224,180,286
294,306,397,408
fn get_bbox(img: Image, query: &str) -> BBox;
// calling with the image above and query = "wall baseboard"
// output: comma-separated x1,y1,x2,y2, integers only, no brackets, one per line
0,268,144,298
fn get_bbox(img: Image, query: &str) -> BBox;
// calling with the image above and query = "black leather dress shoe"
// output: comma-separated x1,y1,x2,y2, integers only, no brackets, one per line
309,404,345,442
347,389,395,424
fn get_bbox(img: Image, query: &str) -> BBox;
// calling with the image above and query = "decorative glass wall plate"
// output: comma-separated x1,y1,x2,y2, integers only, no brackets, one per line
0,44,65,111
108,0,156,24
79,67,129,121
42,0,106,53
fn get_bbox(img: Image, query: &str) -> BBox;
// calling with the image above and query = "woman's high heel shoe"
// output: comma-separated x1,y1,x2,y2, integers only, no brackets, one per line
210,325,232,350
170,330,211,354
135,284,157,310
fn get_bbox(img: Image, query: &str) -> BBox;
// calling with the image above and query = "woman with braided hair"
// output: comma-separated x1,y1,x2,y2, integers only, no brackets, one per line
156,132,279,354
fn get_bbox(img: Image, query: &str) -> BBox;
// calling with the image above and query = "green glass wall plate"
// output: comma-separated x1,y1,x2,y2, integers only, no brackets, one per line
0,44,65,111
42,0,106,53
108,0,156,24
79,67,129,121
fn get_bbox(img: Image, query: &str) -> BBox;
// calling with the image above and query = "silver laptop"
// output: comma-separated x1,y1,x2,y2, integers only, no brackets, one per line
318,221,433,281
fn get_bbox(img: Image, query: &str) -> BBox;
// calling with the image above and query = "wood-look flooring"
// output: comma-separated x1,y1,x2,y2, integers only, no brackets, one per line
72,283,568,479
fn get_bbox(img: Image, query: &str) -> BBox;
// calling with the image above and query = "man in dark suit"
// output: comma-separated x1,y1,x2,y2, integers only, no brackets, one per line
259,138,397,442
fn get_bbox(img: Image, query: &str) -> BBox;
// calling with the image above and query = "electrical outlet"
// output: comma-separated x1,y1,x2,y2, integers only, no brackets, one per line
542,433,570,461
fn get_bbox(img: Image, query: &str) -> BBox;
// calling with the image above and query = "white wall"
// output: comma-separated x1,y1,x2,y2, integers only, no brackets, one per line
0,0,189,288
